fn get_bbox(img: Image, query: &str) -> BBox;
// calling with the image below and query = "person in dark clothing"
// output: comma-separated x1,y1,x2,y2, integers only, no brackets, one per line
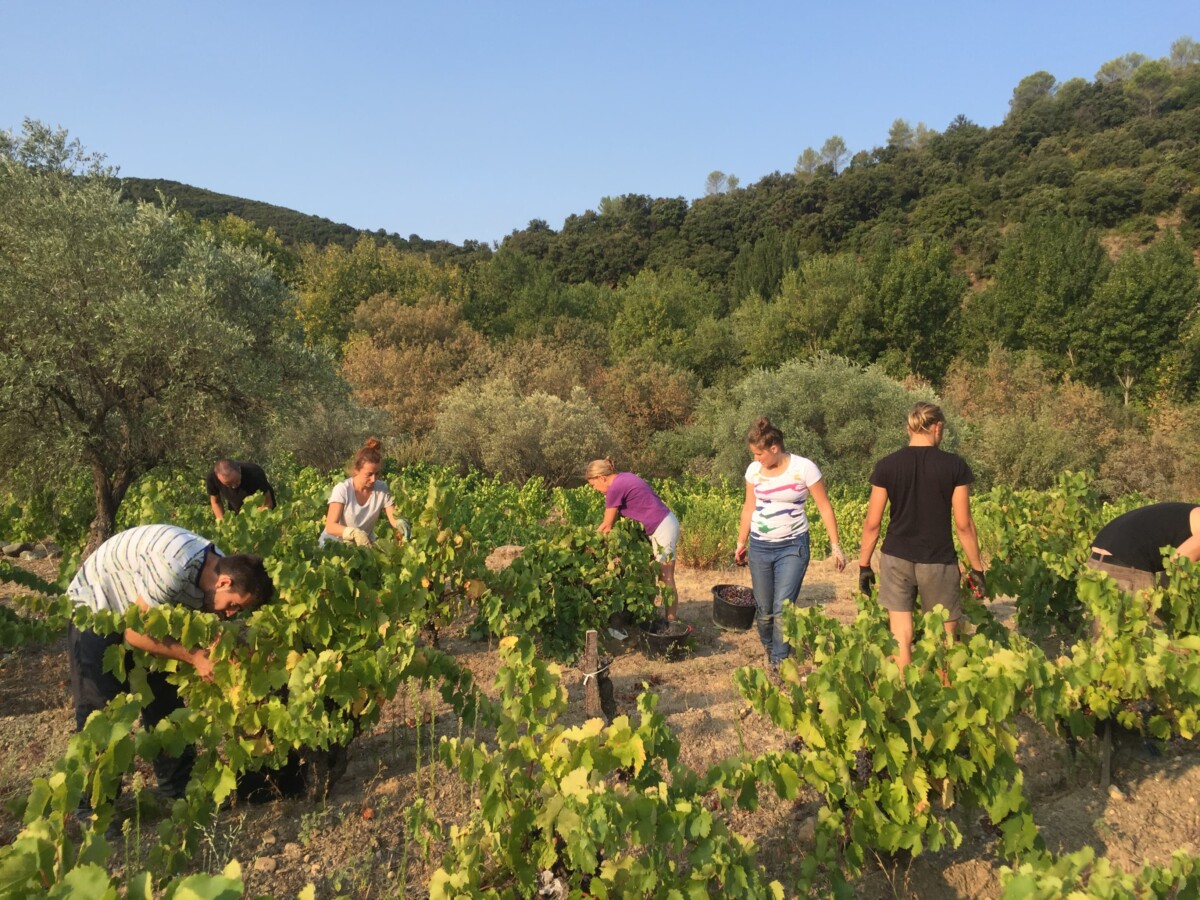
207,458,276,521
858,403,985,670
1088,502,1200,592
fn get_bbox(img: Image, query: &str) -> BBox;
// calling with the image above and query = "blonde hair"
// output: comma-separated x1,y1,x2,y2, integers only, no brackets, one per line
351,437,383,472
906,402,945,435
584,457,617,480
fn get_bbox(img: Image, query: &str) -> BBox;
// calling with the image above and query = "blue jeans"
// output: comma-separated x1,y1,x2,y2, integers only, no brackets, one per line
748,532,810,665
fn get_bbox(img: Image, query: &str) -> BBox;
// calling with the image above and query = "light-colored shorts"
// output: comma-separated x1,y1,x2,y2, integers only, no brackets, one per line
878,553,962,621
1085,556,1163,593
648,512,680,564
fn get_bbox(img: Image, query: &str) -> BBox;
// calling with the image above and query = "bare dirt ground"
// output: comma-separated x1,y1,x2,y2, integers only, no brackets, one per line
3,555,1199,898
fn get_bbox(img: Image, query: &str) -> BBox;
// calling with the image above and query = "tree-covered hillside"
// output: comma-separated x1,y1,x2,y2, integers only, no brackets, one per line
6,39,1200,508
119,177,491,266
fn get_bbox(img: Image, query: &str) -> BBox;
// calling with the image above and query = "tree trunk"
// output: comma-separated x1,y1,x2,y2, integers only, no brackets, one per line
83,462,134,561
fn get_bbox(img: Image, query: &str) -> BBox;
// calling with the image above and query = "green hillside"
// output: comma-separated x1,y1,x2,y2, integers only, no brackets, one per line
119,177,489,264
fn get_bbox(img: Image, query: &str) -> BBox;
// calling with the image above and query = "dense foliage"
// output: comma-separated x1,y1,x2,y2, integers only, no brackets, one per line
7,41,1200,506
4,467,1200,895
103,43,1200,495
0,123,339,552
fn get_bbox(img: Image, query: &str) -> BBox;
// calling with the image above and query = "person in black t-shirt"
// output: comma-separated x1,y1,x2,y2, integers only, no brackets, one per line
206,459,276,521
1088,502,1200,592
857,403,985,670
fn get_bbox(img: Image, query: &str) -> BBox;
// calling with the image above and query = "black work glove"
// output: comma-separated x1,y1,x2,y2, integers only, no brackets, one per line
968,569,987,599
858,566,875,596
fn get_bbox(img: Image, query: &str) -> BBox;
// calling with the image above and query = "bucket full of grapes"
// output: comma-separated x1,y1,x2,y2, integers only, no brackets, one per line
712,585,756,631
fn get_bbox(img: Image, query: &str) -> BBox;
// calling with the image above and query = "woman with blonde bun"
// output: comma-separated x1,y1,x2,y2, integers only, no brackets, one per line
320,438,410,546
585,458,681,621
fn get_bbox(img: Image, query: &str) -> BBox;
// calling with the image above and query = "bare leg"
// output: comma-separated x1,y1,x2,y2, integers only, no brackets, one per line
888,610,914,673
660,561,678,621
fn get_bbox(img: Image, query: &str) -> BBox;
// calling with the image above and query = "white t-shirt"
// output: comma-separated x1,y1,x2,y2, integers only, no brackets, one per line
328,478,394,540
745,454,823,543
68,524,215,614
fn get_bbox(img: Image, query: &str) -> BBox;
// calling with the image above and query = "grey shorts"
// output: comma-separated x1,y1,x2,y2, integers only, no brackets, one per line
878,553,962,621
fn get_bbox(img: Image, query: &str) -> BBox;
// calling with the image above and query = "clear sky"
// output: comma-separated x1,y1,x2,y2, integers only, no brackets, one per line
2,2,1195,245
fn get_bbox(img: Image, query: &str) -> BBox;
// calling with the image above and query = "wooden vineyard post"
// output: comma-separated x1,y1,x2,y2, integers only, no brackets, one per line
1100,720,1113,793
583,629,601,717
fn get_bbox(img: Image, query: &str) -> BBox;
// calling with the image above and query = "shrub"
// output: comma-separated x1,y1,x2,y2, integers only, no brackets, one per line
430,377,616,486
678,354,937,488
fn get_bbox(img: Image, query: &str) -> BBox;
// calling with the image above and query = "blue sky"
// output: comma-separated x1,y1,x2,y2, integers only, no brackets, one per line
2,2,1194,245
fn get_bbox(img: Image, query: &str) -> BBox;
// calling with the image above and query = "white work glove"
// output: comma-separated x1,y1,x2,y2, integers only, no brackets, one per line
830,543,848,572
342,526,372,547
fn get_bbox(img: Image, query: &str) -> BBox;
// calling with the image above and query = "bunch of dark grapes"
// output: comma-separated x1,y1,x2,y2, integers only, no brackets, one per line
719,586,757,607
1122,698,1155,721
853,749,872,785
788,737,807,754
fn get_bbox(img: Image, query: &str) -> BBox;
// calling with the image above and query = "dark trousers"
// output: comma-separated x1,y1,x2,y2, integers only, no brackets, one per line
67,623,195,799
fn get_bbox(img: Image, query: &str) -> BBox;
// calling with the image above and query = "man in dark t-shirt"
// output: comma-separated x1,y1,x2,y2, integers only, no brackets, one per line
1088,502,1200,592
206,459,276,521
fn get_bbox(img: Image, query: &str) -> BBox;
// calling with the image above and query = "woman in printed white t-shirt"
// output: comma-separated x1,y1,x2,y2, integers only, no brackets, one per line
320,437,410,546
734,417,846,669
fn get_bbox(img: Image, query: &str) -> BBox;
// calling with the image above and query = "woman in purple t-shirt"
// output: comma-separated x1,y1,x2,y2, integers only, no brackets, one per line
585,458,681,621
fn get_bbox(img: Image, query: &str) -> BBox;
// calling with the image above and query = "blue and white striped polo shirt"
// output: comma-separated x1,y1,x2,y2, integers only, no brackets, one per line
67,525,220,614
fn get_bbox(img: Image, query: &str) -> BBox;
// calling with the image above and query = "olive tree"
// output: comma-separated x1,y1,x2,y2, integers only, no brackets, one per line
0,122,336,553
430,376,616,486
680,354,939,488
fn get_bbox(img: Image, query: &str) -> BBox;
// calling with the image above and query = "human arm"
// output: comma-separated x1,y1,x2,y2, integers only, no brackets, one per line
324,501,348,538
807,478,846,571
206,469,225,520
952,484,984,572
1178,508,1200,563
324,500,368,544
857,485,889,592
735,480,756,565
858,485,889,569
261,485,276,511
125,598,214,681
1179,536,1200,563
384,503,411,542
597,506,620,535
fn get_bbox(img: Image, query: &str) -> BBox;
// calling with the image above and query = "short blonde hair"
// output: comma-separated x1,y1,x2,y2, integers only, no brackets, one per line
584,458,617,480
906,402,945,435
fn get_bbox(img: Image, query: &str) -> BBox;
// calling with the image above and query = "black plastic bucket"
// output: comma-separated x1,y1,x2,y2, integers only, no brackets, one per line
641,620,693,661
712,584,756,631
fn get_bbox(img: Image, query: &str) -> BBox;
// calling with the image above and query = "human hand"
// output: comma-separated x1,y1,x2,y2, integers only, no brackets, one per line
192,651,215,683
967,569,987,599
395,518,411,543
858,566,875,596
343,527,372,547
831,544,847,572
734,544,748,567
